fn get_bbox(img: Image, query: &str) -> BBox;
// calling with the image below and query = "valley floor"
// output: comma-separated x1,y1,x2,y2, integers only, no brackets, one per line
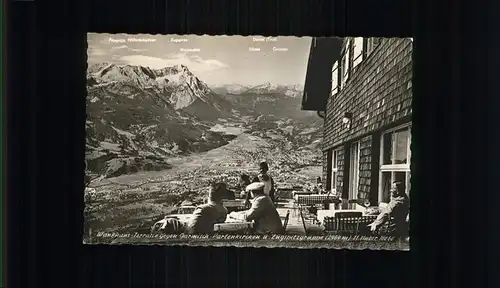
85,133,322,237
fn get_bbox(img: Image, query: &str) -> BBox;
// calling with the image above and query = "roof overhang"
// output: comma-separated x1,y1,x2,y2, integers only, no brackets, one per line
301,37,343,111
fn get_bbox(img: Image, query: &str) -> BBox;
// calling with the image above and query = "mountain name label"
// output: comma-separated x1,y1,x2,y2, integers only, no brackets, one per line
170,38,188,43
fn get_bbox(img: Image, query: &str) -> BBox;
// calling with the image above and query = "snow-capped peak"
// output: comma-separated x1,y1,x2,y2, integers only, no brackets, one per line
242,82,303,97
87,63,217,110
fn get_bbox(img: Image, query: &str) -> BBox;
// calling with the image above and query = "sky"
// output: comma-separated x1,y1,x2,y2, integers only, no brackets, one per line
87,33,312,86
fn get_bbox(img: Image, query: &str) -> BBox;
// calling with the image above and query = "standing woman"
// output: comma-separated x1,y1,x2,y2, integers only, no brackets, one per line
257,161,276,204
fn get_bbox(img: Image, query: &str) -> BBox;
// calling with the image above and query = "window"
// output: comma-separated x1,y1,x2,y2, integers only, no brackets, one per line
379,125,412,203
340,55,346,89
330,149,341,195
349,142,360,200
331,61,339,96
352,37,364,69
343,39,351,82
366,37,382,57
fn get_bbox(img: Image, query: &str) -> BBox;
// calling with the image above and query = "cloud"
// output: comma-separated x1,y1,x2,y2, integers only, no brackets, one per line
88,47,106,56
119,53,229,73
130,48,149,52
111,45,129,50
110,45,149,53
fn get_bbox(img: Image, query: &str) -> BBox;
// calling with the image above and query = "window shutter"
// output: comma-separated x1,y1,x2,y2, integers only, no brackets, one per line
331,61,338,96
344,40,350,82
340,56,345,89
352,37,364,68
362,38,369,59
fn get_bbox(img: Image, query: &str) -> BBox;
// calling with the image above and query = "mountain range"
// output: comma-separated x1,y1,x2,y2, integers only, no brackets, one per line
86,63,321,179
211,82,303,97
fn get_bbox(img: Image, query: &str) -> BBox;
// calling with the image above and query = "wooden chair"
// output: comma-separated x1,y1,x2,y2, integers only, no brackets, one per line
299,208,309,236
323,215,376,235
334,211,363,232
354,215,378,235
281,210,290,234
376,216,409,238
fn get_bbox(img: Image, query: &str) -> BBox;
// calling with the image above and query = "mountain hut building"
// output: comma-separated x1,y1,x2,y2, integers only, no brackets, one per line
301,37,413,206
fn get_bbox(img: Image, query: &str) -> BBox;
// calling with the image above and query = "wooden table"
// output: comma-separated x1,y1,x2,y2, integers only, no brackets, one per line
292,191,314,198
214,221,254,233
213,212,254,233
223,200,246,211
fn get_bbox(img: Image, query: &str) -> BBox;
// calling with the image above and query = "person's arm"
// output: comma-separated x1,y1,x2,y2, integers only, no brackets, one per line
371,200,398,226
187,206,205,231
229,211,247,221
244,198,265,222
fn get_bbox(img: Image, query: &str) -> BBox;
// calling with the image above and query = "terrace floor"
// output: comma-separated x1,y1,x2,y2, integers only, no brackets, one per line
275,200,323,236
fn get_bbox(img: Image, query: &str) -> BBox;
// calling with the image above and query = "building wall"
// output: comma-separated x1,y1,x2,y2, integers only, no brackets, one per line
322,38,413,201
358,135,372,199
324,38,413,150
321,151,329,187
336,148,345,193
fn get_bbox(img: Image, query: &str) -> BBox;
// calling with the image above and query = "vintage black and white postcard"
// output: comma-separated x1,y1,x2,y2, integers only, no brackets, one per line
84,34,412,250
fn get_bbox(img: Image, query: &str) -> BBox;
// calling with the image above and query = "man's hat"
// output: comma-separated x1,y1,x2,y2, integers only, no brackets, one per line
246,182,265,192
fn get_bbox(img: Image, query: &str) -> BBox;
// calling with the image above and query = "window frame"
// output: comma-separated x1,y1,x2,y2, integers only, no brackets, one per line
366,38,374,56
352,37,364,69
366,37,382,58
344,39,351,82
378,124,412,202
340,54,346,89
348,141,361,200
331,61,339,96
330,148,342,195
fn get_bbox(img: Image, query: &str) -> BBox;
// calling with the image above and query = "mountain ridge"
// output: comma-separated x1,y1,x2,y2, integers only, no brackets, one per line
86,62,321,180
211,82,304,97
88,63,231,118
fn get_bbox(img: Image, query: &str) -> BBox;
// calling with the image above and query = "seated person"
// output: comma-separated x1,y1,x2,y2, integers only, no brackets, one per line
230,182,283,234
316,177,323,193
239,174,251,198
184,182,228,234
317,183,323,194
367,181,409,238
152,182,228,235
245,176,262,207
